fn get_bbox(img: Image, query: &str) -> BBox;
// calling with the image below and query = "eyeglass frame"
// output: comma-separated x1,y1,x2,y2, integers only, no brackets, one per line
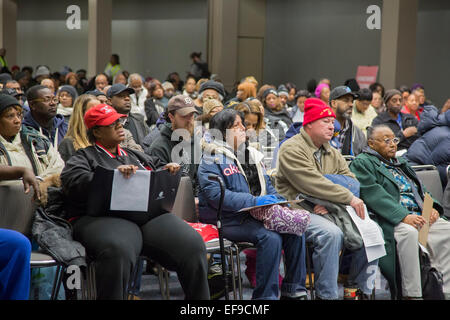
31,96,59,104
371,137,400,145
98,118,126,129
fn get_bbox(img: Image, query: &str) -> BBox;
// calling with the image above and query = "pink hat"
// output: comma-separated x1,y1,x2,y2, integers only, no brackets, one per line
314,83,330,98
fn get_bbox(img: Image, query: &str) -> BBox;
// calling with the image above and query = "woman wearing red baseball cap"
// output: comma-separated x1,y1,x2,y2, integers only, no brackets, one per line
60,104,210,300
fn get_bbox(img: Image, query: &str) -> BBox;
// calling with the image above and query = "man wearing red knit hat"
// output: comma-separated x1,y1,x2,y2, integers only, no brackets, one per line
275,97,379,300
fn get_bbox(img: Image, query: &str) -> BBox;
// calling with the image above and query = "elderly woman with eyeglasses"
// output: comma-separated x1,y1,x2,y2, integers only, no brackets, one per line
349,124,450,300
60,104,210,300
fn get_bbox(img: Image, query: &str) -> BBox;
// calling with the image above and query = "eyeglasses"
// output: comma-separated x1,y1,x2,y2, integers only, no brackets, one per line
374,137,400,145
32,97,59,104
105,118,126,128
3,111,23,121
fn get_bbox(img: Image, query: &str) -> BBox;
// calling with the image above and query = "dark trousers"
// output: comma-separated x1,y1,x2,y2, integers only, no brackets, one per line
73,213,210,300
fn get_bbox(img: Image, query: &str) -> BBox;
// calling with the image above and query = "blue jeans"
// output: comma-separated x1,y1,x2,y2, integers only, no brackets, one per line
223,217,306,300
305,214,377,299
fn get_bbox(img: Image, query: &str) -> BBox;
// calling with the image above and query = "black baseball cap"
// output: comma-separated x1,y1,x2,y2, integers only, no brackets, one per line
86,89,107,97
106,83,135,98
1,88,24,99
329,86,358,104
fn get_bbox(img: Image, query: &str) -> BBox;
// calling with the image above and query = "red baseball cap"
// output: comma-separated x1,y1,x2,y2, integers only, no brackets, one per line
302,98,336,126
83,104,127,129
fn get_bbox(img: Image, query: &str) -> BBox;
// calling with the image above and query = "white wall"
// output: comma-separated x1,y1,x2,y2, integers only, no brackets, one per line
111,0,207,81
16,0,208,82
17,0,89,73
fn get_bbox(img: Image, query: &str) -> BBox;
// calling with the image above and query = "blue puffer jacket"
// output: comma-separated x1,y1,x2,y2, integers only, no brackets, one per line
405,106,450,187
197,140,280,226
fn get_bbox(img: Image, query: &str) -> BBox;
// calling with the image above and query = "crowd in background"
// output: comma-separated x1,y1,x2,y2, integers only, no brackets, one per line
0,50,449,301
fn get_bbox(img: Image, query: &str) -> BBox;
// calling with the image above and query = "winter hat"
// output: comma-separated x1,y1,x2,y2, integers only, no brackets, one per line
58,85,78,100
410,83,424,92
199,80,226,99
383,89,402,104
277,84,289,97
0,73,12,85
203,99,223,116
303,97,336,126
0,94,21,115
262,88,278,101
14,71,27,82
34,65,50,78
294,90,311,100
162,81,175,91
314,83,330,98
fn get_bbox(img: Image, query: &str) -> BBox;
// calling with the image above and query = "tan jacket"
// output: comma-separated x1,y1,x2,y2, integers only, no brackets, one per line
275,127,355,205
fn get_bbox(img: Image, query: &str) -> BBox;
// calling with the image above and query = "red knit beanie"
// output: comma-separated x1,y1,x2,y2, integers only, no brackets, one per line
303,98,336,126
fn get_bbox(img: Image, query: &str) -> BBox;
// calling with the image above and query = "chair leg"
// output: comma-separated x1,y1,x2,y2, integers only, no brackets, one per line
233,244,244,300
227,247,237,300
87,262,97,300
163,268,170,299
50,265,64,300
156,264,170,300
306,245,314,300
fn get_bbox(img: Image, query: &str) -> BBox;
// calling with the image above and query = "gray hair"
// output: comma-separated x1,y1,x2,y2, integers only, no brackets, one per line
366,124,392,140
199,91,224,102
127,73,143,86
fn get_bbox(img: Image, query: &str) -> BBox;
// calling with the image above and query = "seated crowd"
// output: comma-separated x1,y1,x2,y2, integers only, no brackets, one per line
0,62,449,301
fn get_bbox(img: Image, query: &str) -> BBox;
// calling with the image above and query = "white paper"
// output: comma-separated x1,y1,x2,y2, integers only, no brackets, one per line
110,169,151,212
346,205,386,262
346,205,385,247
366,245,386,263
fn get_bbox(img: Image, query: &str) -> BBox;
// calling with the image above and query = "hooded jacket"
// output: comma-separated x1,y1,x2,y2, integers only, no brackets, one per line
371,111,419,150
0,125,64,179
263,107,293,141
148,122,200,195
197,140,279,226
23,112,68,147
123,112,149,148
405,106,450,187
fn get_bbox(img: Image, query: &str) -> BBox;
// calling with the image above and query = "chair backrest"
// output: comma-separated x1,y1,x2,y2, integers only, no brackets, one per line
412,165,444,204
0,183,36,236
172,176,198,223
